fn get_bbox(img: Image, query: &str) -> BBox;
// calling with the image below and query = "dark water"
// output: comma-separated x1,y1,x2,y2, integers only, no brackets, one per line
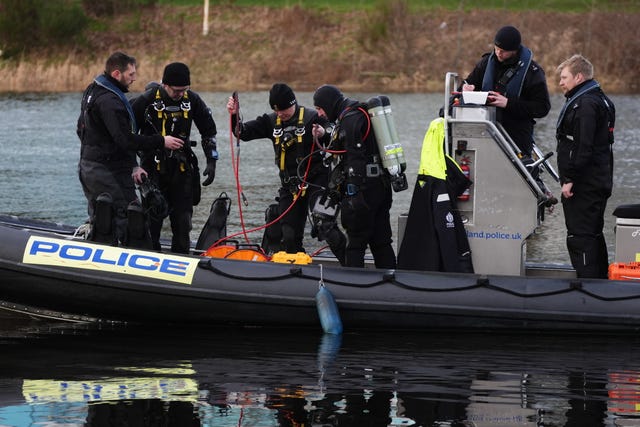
0,90,639,426
1,321,640,427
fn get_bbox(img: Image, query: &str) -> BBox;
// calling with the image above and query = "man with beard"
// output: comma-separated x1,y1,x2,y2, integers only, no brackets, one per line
77,52,183,247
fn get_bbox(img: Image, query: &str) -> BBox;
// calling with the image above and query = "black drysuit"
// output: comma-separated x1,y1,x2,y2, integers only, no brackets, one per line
332,100,396,269
231,105,346,264
556,80,614,278
77,73,164,246
131,86,218,254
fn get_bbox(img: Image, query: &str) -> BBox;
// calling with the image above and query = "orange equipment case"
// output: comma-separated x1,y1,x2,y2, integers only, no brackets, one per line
609,262,640,281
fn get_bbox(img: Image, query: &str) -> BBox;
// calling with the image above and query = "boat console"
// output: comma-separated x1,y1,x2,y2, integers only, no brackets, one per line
443,72,553,276
435,73,640,279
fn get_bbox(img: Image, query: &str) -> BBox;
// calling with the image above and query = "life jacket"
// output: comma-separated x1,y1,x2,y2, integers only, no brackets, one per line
78,81,101,143
78,75,137,162
481,46,533,98
556,79,615,145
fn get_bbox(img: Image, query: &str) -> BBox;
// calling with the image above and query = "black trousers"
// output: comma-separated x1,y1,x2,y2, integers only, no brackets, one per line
562,186,610,279
149,159,194,254
340,178,396,269
272,170,346,264
79,158,137,245
277,185,308,254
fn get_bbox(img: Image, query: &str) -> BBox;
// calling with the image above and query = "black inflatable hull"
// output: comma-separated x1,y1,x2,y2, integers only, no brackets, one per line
2,215,640,332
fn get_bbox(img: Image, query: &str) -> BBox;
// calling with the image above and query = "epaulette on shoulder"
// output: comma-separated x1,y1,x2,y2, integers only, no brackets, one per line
145,81,161,91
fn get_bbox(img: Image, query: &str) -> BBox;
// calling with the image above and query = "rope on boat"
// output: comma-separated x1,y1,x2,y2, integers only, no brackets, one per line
205,93,314,251
198,259,640,302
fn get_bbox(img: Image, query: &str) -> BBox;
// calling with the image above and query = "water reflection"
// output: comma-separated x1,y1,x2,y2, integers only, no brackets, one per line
0,322,639,426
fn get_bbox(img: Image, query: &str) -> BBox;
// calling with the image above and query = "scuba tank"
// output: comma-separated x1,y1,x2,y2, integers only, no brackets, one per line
366,96,408,192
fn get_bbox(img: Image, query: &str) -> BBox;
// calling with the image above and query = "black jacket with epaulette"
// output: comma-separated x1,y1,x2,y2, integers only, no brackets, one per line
77,74,163,167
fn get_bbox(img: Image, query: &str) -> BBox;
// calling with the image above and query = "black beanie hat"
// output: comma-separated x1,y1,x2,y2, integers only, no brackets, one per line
313,84,344,122
494,26,521,51
162,62,191,86
269,83,296,111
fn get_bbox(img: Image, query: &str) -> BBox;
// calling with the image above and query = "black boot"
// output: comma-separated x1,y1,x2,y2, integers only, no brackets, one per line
124,200,153,250
90,193,117,245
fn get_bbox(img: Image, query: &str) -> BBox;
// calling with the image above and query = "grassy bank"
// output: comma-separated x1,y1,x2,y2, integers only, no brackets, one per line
1,1,639,93
160,0,640,13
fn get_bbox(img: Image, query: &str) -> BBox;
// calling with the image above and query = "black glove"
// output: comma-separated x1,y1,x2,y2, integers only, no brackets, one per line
202,159,216,186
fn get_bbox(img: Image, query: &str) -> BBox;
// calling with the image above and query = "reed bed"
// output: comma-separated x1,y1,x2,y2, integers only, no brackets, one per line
1,5,637,94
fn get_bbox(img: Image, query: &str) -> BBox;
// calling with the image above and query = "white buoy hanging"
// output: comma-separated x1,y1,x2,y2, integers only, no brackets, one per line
315,264,343,334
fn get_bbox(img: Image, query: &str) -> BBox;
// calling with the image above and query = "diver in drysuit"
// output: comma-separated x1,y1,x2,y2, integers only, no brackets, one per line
226,83,346,264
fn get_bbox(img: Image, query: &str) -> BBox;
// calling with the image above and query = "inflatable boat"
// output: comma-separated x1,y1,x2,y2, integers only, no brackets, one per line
1,72,639,332
2,212,640,332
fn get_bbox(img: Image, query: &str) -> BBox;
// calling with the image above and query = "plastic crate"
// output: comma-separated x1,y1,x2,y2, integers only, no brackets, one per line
609,262,640,281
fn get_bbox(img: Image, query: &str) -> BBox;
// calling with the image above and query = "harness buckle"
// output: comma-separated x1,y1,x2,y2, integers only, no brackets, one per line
152,100,165,111
297,183,308,198
366,163,381,177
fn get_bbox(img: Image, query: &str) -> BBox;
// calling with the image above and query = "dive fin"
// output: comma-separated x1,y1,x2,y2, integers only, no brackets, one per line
261,200,282,256
196,192,231,250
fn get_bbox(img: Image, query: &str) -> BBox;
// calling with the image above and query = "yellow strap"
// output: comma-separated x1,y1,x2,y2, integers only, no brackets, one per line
274,116,282,145
274,116,285,170
182,91,189,119
155,89,167,136
276,108,304,171
155,88,190,136
296,107,304,145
